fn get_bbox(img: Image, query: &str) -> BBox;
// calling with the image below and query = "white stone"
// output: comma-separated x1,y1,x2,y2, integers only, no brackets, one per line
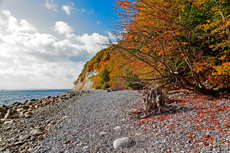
114,126,121,130
135,133,142,136
100,132,107,136
3,120,14,125
113,137,132,149
83,146,89,149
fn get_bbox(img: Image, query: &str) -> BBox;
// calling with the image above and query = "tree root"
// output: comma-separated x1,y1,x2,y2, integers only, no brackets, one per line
129,85,170,118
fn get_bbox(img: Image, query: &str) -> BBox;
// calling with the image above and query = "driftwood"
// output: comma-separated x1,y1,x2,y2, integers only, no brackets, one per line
129,85,169,118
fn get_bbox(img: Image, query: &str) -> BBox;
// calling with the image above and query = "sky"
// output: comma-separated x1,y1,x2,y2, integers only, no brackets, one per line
0,0,117,90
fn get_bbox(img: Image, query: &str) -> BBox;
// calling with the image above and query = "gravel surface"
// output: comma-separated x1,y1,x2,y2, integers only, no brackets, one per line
1,90,229,153
28,90,141,153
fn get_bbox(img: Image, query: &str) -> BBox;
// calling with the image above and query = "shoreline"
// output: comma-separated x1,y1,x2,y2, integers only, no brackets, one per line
0,90,229,152
0,90,92,152
0,89,74,107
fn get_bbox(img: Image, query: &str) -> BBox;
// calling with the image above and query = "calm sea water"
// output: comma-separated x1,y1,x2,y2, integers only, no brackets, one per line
0,89,70,106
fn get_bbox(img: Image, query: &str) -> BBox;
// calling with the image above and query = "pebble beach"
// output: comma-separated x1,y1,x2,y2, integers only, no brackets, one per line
0,90,229,153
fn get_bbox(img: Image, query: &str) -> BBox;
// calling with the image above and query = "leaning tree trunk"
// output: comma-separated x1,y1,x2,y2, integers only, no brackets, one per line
129,85,170,118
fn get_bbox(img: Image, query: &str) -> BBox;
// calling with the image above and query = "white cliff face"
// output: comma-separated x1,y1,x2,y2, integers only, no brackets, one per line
86,70,97,79
74,70,97,90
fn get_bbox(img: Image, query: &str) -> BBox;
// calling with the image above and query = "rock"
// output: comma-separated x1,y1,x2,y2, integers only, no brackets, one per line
23,100,28,105
27,148,34,152
30,136,36,141
1,105,9,109
113,137,133,149
0,107,7,113
114,126,122,130
0,145,9,151
4,109,14,119
22,105,29,109
21,143,28,149
135,133,142,136
100,132,107,136
83,146,89,150
30,127,45,136
24,112,33,118
10,143,16,147
3,120,14,125
25,101,36,106
16,107,24,112
12,102,22,106
20,135,31,141
34,105,40,109
15,141,25,146
30,99,36,101
45,96,51,99
46,122,56,130
42,101,51,106
18,111,25,118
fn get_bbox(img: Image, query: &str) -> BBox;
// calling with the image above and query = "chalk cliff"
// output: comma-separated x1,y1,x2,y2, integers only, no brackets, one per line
74,70,97,90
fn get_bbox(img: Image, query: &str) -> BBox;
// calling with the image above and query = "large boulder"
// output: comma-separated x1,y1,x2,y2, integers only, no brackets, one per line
113,137,133,149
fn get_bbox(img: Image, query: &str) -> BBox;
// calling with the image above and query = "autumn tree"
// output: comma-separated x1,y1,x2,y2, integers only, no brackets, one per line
113,0,230,96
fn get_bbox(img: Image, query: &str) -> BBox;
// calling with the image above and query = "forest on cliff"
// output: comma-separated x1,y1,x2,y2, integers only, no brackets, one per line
75,0,230,96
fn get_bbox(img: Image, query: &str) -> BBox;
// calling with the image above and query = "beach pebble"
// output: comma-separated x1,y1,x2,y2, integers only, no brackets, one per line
22,106,30,109
3,120,14,125
27,148,34,152
12,102,22,106
15,141,25,146
83,146,89,150
20,135,31,141
0,107,7,113
4,109,14,119
0,145,9,151
30,127,44,136
100,132,107,136
113,137,133,149
42,101,51,106
114,126,121,130
25,101,36,106
24,112,33,118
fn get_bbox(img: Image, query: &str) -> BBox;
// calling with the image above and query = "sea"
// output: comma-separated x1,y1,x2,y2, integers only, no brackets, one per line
0,89,71,106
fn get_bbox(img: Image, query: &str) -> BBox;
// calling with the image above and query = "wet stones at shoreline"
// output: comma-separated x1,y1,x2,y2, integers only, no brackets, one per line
0,92,83,121
0,90,91,152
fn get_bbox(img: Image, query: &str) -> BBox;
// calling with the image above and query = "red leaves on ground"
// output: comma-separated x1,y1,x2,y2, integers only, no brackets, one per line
131,93,229,151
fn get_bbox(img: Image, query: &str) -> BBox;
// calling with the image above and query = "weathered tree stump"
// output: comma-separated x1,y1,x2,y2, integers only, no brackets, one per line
129,85,169,118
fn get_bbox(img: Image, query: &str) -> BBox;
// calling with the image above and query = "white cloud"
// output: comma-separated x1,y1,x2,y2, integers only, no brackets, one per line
2,10,36,33
62,5,74,15
54,21,74,35
97,21,100,25
0,63,77,89
45,0,58,12
76,33,109,53
82,8,85,12
0,11,110,61
0,10,113,89
0,61,6,66
14,59,20,64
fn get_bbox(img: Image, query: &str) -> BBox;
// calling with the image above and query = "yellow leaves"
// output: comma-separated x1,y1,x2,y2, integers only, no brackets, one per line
213,62,230,76
209,45,214,48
